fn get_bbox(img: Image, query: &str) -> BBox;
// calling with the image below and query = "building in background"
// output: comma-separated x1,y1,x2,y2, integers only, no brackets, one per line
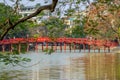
18,6,50,24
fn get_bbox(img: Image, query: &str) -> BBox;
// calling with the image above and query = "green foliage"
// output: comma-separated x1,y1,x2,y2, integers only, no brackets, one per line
0,3,31,38
0,4,18,35
0,3,40,38
20,44,27,53
71,26,85,38
0,52,31,66
85,20,100,36
0,3,20,22
100,29,114,38
65,9,75,16
65,10,87,38
42,17,67,40
33,34,39,38
6,25,30,38
85,28,100,36
12,44,19,54
118,27,120,37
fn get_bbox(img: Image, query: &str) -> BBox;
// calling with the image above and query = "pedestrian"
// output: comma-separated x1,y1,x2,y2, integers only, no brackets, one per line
114,37,119,46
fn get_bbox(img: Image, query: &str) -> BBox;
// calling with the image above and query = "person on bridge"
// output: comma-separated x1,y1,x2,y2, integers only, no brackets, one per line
114,37,119,46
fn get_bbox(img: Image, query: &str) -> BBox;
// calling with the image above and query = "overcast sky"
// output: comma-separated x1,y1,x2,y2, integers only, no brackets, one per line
0,0,52,6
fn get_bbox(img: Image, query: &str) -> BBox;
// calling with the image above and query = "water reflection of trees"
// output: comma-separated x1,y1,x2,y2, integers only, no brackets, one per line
115,53,120,80
1,53,120,80
32,53,120,80
0,70,32,80
63,57,85,80
84,53,118,80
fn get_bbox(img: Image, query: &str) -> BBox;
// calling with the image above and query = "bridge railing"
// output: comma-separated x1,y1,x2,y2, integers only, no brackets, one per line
0,37,118,48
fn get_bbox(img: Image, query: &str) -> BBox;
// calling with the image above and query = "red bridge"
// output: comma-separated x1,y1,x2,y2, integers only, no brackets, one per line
0,37,118,53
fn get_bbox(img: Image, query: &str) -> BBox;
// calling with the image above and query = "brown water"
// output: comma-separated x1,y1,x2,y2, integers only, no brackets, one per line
0,52,120,80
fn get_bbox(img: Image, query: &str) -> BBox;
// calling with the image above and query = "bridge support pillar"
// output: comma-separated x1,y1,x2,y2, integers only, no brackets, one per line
46,42,48,49
108,47,110,53
26,42,29,52
88,45,90,53
2,45,5,52
54,42,57,52
98,48,100,53
51,43,53,51
74,43,76,52
10,44,13,53
18,43,21,53
64,42,66,53
104,47,106,53
35,42,38,52
69,43,71,52
94,45,96,53
83,44,86,53
79,44,81,52
42,43,44,51
60,43,62,52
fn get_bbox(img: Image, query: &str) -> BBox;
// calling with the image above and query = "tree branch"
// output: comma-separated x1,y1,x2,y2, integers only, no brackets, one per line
13,0,19,14
0,0,58,40
110,26,119,34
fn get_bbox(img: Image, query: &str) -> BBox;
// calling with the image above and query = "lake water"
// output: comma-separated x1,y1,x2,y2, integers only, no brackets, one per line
0,50,120,80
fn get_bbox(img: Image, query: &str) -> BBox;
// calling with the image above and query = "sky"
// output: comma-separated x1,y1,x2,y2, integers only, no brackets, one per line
0,0,52,6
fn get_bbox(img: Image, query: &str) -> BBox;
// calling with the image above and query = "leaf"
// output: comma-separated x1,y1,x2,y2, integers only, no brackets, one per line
22,58,31,62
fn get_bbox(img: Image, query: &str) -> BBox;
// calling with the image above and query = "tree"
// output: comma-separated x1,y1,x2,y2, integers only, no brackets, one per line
1,0,119,40
0,0,58,40
0,0,59,65
84,0,120,39
0,3,21,37
39,17,67,40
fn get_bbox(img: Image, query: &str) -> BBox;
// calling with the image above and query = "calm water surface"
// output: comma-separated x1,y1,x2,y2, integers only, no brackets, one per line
0,51,120,80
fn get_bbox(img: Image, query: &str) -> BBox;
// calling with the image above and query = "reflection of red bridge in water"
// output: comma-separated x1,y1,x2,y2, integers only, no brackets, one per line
0,37,119,53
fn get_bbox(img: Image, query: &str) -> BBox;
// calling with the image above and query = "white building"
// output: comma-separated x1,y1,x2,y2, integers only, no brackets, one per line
18,6,50,24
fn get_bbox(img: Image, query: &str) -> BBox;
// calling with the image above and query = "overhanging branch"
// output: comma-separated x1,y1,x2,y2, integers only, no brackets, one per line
0,0,58,40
